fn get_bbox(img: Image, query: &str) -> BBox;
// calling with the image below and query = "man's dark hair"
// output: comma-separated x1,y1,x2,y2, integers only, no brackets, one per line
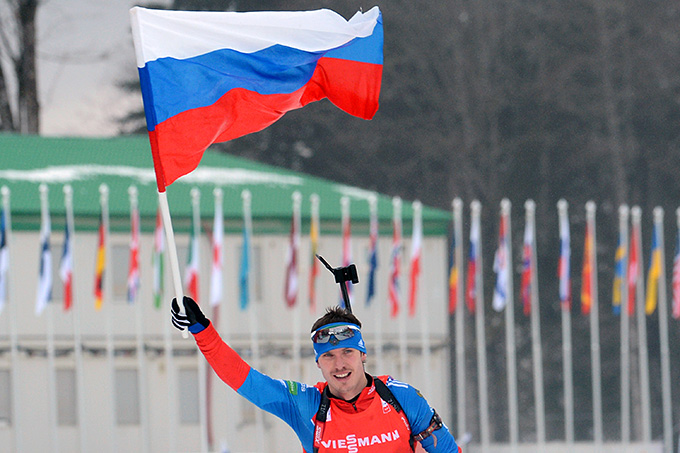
311,306,362,332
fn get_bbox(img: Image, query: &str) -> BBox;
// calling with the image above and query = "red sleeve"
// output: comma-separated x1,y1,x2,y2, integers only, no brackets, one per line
194,323,251,391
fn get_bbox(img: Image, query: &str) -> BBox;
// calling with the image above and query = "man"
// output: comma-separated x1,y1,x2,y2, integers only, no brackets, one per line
172,296,460,452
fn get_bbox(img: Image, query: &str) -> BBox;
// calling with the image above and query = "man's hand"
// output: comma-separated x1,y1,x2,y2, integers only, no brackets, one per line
171,296,210,334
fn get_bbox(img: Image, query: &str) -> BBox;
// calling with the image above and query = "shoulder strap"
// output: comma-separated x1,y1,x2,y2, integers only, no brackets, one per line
373,376,415,451
312,386,332,453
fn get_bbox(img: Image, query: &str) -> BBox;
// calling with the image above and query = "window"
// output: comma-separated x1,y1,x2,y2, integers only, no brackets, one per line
115,369,140,425
0,369,10,427
56,368,77,426
178,368,199,424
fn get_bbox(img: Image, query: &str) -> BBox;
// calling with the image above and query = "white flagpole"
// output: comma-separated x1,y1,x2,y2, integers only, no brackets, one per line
413,201,431,396
63,185,88,453
619,204,631,443
655,207,673,453
129,186,150,453
586,201,603,445
368,194,384,373
292,191,302,378
39,184,59,453
500,199,518,446
453,198,466,440
189,188,209,453
525,200,545,445
631,206,651,442
393,197,408,381
557,199,574,444
3,186,23,452
100,183,118,453
471,200,489,447
242,190,265,451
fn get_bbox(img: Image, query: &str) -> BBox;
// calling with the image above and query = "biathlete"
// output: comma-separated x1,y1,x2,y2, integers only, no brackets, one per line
172,296,460,452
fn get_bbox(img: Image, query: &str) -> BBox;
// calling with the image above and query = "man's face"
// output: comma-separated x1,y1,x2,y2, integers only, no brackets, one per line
316,348,368,400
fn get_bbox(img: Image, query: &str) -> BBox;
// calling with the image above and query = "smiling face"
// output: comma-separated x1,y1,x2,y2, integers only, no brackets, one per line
316,347,368,401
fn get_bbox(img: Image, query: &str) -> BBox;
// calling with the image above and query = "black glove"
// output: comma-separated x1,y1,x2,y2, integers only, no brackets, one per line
171,296,210,333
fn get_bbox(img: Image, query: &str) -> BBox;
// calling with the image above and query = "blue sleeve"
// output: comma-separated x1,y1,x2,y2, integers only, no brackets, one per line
386,377,459,452
236,367,320,452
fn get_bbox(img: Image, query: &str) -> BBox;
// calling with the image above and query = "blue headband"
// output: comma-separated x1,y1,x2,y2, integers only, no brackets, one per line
312,322,366,361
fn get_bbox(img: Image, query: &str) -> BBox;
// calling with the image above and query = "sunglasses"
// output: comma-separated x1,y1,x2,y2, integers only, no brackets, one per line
310,325,359,344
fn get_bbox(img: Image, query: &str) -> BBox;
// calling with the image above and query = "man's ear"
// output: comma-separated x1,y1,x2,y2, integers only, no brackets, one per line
317,360,321,369
361,352,367,363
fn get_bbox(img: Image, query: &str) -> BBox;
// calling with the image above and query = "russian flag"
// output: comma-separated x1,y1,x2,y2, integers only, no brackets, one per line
130,7,383,189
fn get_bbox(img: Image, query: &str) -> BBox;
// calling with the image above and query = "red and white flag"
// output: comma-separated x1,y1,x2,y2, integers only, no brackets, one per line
127,189,141,304
209,189,223,307
408,201,422,317
284,193,300,307
389,199,402,318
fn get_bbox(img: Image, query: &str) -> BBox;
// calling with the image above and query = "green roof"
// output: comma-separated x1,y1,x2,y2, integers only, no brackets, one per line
0,134,450,235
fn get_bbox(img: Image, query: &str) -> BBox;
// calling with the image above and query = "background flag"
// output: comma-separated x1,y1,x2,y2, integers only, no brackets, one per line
127,193,141,304
94,213,106,311
466,211,480,313
209,189,223,307
60,221,73,311
408,201,422,317
152,207,165,309
627,224,639,316
672,228,680,319
36,185,52,316
644,224,660,315
388,199,401,318
367,196,378,306
448,226,458,315
240,226,250,311
612,233,625,315
309,195,320,312
0,206,8,315
558,205,571,310
581,221,593,315
520,214,533,315
284,208,299,308
185,216,200,302
130,6,383,189
492,212,509,312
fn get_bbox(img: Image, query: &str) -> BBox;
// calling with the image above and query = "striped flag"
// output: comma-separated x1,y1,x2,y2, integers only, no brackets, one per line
627,224,639,316
239,225,250,311
644,223,660,315
94,213,106,311
612,233,625,315
284,214,299,307
492,212,509,312
672,228,680,319
448,227,458,315
581,220,593,315
209,190,223,307
366,198,378,306
309,196,320,312
558,208,571,310
60,221,73,311
408,202,422,317
152,207,165,309
185,217,200,302
466,213,480,313
127,200,141,304
0,207,9,315
388,208,401,318
520,215,533,316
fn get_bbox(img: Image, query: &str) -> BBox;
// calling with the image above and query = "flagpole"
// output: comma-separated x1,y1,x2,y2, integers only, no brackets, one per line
39,184,59,453
413,201,431,396
631,206,651,442
525,200,545,445
586,201,603,445
64,184,88,453
292,191,302,378
471,200,489,448
242,189,265,452
393,197,408,381
100,184,118,453
129,186,150,453
557,199,574,444
619,204,631,443
368,194,384,373
453,198,466,440
3,186,23,452
655,207,673,453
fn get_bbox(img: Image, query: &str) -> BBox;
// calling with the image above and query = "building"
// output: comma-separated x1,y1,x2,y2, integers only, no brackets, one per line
0,134,453,452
